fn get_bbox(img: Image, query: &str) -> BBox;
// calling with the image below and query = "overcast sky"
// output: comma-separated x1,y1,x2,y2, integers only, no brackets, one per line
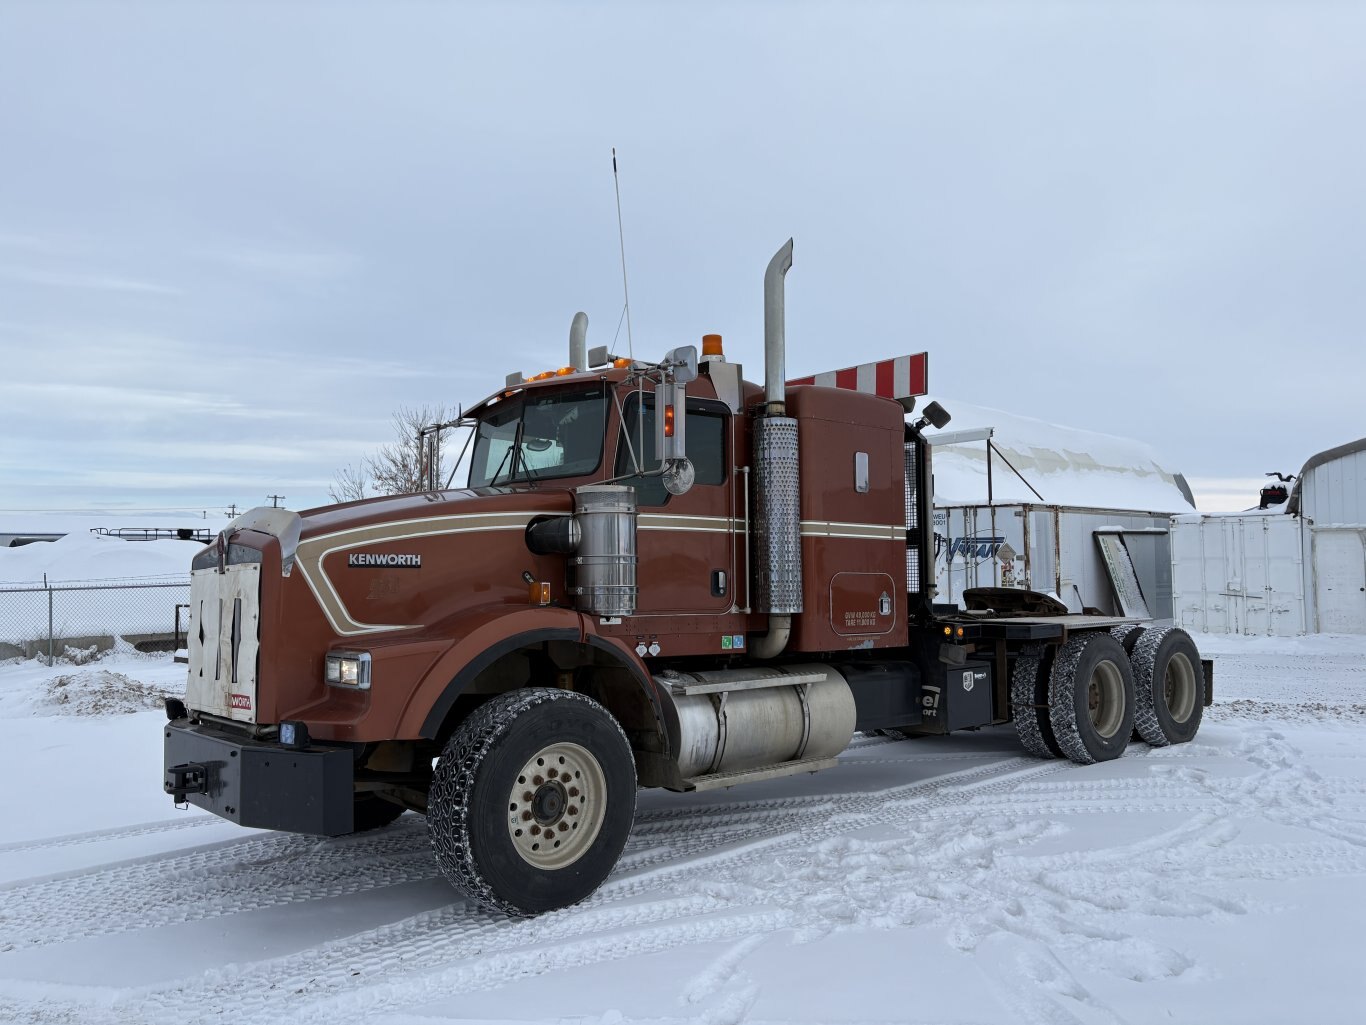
2,1,1362,518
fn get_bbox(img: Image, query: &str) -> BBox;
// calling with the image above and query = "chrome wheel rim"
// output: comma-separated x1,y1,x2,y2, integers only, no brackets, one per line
1164,653,1198,723
1087,661,1125,739
506,742,606,870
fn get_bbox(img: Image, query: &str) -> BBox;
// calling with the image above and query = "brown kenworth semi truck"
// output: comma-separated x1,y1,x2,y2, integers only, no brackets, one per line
164,240,1211,916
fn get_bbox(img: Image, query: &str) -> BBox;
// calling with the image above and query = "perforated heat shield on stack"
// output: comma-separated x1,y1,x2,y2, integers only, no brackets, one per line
752,417,803,614
904,441,922,594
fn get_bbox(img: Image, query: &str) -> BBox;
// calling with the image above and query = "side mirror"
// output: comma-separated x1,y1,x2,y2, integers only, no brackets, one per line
663,345,698,385
663,458,695,496
922,401,952,430
587,344,612,369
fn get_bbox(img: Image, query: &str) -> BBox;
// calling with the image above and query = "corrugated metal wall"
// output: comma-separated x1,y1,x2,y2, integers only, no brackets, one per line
1300,448,1366,526
1299,447,1366,633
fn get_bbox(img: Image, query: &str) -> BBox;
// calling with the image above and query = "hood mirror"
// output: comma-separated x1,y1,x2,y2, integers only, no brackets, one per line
663,345,698,385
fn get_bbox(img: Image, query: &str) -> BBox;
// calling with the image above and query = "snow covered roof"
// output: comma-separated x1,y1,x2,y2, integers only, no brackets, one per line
921,395,1195,513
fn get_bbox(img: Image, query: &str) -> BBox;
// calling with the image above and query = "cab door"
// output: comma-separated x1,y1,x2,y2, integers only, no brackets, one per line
615,393,734,616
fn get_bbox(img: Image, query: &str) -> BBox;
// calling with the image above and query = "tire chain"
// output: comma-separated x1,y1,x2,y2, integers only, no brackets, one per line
426,688,634,917
1047,633,1097,764
1130,625,1177,746
1010,643,1055,759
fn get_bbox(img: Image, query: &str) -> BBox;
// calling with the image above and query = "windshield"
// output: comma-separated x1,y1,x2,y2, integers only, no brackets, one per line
467,384,608,488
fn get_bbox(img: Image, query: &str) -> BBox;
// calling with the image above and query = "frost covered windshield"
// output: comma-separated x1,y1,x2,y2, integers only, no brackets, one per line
467,384,608,487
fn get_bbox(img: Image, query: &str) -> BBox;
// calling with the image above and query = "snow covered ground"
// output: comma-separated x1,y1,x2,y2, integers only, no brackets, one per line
1,635,1363,1025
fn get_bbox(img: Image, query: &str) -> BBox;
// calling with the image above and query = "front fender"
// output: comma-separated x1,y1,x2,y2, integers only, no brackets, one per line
397,604,583,739
397,606,661,743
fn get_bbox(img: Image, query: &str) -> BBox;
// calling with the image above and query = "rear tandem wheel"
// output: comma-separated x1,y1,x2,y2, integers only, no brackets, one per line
1011,643,1062,759
1047,632,1136,765
1130,626,1205,746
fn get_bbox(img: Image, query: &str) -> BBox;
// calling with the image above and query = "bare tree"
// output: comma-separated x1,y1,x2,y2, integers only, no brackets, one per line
328,463,371,504
329,405,460,502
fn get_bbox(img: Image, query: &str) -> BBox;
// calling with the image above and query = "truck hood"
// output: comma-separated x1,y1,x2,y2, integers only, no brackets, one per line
296,487,575,541
287,487,578,640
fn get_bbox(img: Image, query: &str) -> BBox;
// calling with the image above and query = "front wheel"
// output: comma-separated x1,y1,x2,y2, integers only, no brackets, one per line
427,688,636,917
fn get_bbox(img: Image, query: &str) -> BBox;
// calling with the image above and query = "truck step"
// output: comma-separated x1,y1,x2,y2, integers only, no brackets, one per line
661,668,828,697
683,755,838,792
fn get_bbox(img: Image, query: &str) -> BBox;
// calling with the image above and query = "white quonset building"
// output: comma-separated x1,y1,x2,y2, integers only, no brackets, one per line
1293,440,1366,633
924,397,1195,617
1170,438,1366,636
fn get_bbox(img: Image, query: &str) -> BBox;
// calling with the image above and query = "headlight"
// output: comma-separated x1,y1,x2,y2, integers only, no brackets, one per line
325,650,371,690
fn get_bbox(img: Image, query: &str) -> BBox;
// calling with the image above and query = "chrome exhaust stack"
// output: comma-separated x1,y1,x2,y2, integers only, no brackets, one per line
751,239,802,657
763,240,793,415
569,311,589,372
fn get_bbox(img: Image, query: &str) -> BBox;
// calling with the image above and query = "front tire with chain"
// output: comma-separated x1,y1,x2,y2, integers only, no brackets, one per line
1048,632,1136,765
428,688,636,917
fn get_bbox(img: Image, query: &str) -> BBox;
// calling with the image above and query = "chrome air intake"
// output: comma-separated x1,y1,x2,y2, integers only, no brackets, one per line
569,484,637,616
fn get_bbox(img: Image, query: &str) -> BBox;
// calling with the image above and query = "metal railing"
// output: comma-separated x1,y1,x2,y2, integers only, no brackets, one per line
0,577,191,664
90,527,213,542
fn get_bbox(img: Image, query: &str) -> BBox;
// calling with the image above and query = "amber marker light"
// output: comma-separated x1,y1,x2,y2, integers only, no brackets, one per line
612,357,631,368
556,366,574,376
528,581,551,605
702,333,724,357
663,404,676,438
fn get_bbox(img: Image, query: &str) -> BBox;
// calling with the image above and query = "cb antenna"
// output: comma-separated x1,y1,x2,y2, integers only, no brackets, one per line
612,147,634,360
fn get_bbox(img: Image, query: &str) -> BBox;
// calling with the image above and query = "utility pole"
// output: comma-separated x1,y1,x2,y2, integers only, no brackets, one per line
225,503,238,518
267,494,286,508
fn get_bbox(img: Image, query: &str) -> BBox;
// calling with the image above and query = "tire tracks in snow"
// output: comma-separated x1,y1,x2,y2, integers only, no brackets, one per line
0,752,1032,952
0,814,218,856
13,755,1063,1024
7,718,1363,1025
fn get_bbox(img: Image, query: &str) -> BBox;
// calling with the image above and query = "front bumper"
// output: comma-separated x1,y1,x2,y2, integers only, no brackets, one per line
163,719,355,836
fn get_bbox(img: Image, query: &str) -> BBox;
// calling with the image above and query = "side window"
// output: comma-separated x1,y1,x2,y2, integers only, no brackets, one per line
614,394,727,506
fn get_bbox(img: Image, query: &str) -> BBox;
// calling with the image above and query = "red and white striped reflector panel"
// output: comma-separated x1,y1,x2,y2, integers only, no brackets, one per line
787,352,928,400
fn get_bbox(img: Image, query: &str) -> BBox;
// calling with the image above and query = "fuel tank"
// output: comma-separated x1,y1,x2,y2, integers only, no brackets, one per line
653,663,857,780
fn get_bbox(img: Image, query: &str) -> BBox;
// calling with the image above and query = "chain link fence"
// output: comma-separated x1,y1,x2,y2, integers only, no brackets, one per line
0,577,191,663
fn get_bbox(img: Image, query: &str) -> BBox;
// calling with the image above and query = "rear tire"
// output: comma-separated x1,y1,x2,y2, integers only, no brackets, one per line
1131,627,1205,746
428,688,636,917
1011,644,1062,759
1110,624,1145,654
1048,633,1135,765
